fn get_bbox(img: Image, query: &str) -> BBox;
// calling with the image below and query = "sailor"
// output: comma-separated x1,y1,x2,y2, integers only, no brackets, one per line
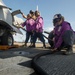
51,14,75,54
30,11,46,48
48,16,64,48
21,14,35,46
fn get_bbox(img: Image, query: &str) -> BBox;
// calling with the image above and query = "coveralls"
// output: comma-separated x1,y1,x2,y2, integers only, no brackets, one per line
22,18,35,44
53,21,75,49
33,16,46,47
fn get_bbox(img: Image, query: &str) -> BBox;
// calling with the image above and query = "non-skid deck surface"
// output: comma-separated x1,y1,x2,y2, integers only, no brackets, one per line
35,52,75,75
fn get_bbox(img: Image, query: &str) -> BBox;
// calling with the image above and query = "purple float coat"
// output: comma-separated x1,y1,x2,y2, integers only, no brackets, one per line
54,21,73,48
22,18,35,32
35,16,44,32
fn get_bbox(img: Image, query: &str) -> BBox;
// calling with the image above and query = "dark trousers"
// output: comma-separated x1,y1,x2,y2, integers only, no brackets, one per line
62,30,75,48
48,31,54,47
48,30,75,49
33,32,45,44
25,31,33,43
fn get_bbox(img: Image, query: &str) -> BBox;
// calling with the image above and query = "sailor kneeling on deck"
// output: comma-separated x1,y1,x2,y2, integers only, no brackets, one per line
49,14,75,55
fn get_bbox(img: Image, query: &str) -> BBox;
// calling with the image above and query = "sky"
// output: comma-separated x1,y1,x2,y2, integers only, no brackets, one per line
2,0,75,42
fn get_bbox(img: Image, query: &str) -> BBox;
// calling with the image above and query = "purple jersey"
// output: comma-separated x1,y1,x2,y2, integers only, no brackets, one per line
22,18,35,32
35,16,44,32
54,21,73,48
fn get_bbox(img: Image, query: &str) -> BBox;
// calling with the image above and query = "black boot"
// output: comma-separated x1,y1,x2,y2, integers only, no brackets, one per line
63,46,73,55
29,43,35,48
43,43,46,48
25,43,27,46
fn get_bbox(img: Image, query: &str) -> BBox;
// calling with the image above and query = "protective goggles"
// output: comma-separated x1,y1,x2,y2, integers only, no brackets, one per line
53,18,61,23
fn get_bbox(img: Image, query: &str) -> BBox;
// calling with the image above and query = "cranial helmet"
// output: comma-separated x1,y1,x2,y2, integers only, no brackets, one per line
29,10,34,15
35,10,40,16
53,14,62,23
